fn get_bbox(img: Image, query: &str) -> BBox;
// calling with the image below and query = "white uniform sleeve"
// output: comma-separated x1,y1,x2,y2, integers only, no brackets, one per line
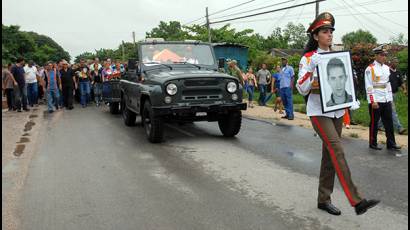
296,56,314,96
364,66,375,104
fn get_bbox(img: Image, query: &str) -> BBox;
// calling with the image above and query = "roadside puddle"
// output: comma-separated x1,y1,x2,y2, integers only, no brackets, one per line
16,137,30,143
13,144,25,156
24,121,35,132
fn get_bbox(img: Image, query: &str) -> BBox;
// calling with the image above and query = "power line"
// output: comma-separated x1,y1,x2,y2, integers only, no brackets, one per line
209,0,325,25
339,0,400,38
223,10,407,24
350,0,408,29
209,0,296,21
183,0,256,25
209,0,256,16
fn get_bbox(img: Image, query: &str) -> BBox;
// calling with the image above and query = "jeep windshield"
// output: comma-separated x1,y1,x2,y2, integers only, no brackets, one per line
140,43,216,69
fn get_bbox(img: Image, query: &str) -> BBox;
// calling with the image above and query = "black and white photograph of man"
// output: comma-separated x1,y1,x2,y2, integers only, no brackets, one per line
317,51,356,113
325,57,353,106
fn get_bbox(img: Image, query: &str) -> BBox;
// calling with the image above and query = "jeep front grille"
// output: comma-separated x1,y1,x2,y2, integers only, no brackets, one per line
184,79,219,87
182,95,222,100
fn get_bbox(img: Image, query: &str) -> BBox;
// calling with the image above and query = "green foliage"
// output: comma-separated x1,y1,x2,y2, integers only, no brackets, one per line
342,29,377,49
350,43,377,99
146,21,190,41
389,33,408,46
352,91,407,133
263,27,288,49
396,48,408,75
2,24,70,65
283,23,308,49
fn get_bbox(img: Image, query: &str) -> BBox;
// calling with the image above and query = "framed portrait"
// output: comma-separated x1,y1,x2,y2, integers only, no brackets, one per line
317,51,356,113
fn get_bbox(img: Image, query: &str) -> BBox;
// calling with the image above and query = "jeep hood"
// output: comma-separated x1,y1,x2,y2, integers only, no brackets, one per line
147,70,238,82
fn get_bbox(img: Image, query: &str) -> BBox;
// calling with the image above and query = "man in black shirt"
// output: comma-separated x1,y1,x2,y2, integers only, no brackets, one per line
378,59,407,134
75,59,91,107
11,57,29,112
60,60,77,109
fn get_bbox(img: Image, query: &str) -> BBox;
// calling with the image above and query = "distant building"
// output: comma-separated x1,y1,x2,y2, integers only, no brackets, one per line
212,43,249,71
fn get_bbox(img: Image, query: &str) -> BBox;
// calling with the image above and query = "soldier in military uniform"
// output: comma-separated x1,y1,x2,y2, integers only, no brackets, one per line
296,12,380,216
227,59,244,85
365,46,401,151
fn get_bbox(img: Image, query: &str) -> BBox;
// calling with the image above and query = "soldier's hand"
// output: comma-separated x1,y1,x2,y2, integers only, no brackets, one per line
309,53,321,71
372,102,379,109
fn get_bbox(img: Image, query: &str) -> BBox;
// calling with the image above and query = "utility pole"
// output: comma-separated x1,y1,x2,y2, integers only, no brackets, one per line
206,7,211,43
132,31,136,47
315,0,319,17
122,40,125,61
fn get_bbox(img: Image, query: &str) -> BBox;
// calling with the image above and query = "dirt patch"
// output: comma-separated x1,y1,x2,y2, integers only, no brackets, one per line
23,121,35,132
16,137,30,143
22,133,30,136
13,145,25,157
29,114,38,118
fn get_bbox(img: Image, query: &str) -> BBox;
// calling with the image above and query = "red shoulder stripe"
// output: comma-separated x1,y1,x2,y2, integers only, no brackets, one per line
304,50,317,58
298,72,312,85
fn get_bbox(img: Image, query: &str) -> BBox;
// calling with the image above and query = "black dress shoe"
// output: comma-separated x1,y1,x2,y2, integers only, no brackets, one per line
318,203,341,215
355,199,380,215
387,145,401,151
369,144,382,150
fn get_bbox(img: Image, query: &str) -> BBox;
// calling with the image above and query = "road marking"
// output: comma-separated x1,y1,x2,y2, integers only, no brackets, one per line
165,124,196,137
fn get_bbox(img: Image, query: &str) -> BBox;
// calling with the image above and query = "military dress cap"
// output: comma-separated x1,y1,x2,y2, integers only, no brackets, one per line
372,45,388,55
307,12,335,34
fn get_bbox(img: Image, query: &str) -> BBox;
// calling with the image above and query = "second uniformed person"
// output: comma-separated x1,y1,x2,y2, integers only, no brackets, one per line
296,12,380,216
365,46,402,151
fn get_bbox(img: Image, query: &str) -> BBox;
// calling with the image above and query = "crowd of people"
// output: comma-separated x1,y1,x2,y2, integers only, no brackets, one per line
2,57,127,113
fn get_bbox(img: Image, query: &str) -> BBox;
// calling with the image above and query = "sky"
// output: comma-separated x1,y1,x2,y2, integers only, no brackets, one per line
2,0,408,60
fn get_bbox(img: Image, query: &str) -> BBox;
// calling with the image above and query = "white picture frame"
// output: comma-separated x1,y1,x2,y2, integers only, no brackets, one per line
317,51,356,113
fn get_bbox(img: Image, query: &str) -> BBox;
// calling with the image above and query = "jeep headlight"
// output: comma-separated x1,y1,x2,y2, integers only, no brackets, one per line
226,82,237,93
166,83,177,96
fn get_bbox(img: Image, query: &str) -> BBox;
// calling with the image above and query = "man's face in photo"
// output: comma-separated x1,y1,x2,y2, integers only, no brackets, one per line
328,65,347,98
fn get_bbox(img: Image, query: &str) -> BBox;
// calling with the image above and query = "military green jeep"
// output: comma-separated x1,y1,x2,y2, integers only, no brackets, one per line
120,41,247,143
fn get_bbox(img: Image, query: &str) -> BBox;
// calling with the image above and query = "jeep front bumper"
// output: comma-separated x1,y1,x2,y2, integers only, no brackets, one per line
152,102,247,116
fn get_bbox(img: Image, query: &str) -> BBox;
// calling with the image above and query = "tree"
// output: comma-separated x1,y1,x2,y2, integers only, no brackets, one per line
396,48,408,75
283,22,308,49
2,24,71,65
146,21,190,41
350,43,378,98
390,33,408,46
341,29,377,49
263,27,289,50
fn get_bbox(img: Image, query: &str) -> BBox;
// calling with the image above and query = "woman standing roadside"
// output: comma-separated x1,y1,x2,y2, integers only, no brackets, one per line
244,67,257,108
296,12,379,216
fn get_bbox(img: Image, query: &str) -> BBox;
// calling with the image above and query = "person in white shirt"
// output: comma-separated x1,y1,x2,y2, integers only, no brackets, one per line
296,12,379,216
24,60,39,106
365,46,401,151
89,57,102,71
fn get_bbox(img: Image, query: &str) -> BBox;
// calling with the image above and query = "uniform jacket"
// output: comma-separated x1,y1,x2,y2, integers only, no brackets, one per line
364,61,393,104
296,48,345,118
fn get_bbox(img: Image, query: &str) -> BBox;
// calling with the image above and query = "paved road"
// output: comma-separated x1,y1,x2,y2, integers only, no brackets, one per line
18,106,408,230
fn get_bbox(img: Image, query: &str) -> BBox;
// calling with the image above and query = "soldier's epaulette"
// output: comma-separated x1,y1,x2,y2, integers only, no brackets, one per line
304,50,317,58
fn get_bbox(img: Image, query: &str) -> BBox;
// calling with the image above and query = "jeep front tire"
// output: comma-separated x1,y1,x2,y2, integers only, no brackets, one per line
109,102,120,114
218,111,242,137
122,98,136,126
142,101,164,143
